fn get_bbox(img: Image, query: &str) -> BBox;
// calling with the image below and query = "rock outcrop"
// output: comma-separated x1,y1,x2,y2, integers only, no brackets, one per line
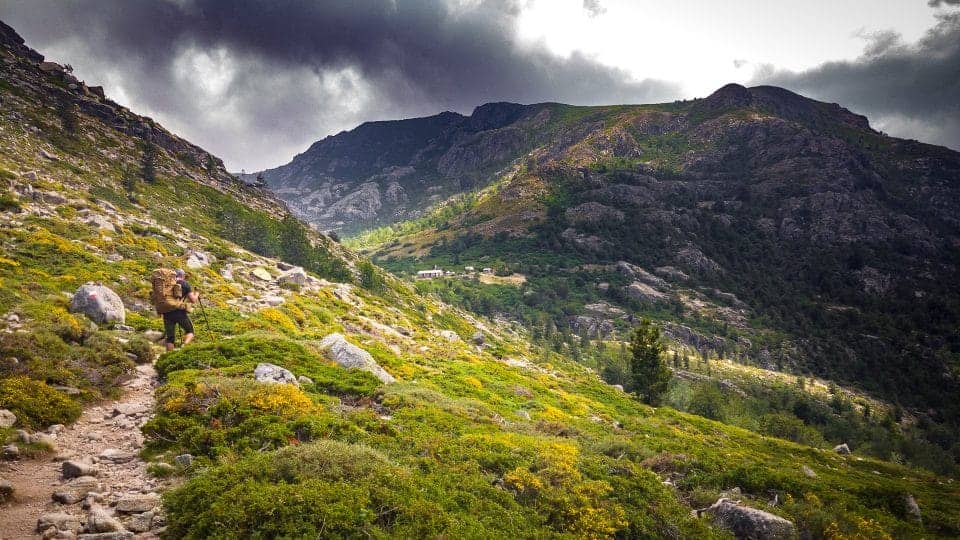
317,333,396,384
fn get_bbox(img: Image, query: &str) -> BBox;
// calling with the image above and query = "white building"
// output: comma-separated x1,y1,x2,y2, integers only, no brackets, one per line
416,269,444,279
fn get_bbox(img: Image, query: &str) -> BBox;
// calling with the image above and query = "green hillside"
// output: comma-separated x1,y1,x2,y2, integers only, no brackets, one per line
1,19,959,540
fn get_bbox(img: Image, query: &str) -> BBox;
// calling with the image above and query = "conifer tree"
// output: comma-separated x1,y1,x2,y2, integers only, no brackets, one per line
629,319,671,405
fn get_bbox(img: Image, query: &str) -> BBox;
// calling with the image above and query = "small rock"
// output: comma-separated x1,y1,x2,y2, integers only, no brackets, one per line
801,465,817,478
98,448,135,463
173,454,193,468
0,408,17,428
220,267,233,280
262,295,285,306
33,432,59,451
48,424,66,434
37,512,83,534
114,324,134,332
85,506,124,533
115,493,160,513
515,410,531,420
124,511,154,533
22,170,38,180
53,480,99,504
17,429,30,443
471,331,485,345
2,443,19,459
143,330,163,342
834,443,851,455
62,460,99,479
253,363,298,385
0,478,13,502
76,533,134,540
40,149,59,161
612,384,625,392
904,493,922,522
297,375,314,386
438,330,460,342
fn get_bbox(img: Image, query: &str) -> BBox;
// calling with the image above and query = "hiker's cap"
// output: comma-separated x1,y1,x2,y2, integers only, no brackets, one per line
175,269,186,278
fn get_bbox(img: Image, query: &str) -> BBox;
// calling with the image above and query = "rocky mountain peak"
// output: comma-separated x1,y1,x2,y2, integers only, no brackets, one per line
466,101,530,131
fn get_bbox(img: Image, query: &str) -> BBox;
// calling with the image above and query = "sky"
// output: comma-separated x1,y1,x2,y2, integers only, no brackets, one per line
0,0,958,171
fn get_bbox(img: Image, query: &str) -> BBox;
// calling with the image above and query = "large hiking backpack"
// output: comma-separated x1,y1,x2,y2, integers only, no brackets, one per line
150,268,185,315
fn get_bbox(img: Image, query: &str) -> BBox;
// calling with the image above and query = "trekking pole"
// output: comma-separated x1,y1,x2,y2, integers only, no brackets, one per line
197,294,211,332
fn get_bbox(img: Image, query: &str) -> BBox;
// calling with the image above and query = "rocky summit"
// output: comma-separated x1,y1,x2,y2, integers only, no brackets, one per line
1,14,960,540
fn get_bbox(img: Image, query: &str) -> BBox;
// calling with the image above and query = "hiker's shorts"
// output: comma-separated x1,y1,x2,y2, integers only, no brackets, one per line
162,309,194,344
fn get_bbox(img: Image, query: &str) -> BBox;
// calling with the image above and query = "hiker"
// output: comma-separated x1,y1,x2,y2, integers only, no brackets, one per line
151,268,200,351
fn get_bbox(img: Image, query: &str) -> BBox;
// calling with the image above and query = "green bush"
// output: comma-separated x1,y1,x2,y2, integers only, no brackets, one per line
124,335,157,364
0,376,81,428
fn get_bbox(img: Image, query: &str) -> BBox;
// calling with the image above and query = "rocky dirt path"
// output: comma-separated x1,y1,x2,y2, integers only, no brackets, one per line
0,363,166,539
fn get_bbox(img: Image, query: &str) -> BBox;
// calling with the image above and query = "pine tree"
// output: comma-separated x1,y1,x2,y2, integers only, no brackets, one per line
628,319,671,405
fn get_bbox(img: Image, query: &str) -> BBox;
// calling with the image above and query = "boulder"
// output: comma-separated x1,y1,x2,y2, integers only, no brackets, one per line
697,498,796,540
0,408,16,428
278,267,308,287
250,267,272,281
69,283,125,324
85,215,115,233
174,454,193,468
185,249,213,269
62,460,99,479
253,363,298,385
317,333,396,384
834,443,851,455
471,331,486,345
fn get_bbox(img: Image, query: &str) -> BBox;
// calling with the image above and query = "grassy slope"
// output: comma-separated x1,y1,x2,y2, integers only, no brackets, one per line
1,53,959,539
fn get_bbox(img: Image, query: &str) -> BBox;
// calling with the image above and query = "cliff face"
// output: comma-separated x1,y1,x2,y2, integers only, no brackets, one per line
256,102,557,233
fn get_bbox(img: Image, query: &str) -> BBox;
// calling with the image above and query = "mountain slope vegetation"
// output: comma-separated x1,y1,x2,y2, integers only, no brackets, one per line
1,19,959,539
345,86,960,468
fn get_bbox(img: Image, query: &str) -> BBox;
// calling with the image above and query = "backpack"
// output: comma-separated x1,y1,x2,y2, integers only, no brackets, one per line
150,268,185,314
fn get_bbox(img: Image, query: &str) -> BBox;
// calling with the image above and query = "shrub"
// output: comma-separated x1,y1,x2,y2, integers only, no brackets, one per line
124,335,157,364
0,376,81,428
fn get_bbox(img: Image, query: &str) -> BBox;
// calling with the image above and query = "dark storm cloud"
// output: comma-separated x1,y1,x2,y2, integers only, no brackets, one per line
754,13,960,151
928,0,960,7
0,0,676,170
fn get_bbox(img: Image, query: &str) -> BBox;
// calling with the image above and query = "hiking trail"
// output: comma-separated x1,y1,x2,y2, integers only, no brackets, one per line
0,361,166,539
